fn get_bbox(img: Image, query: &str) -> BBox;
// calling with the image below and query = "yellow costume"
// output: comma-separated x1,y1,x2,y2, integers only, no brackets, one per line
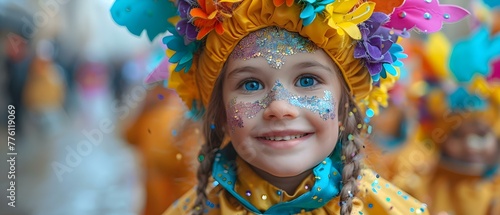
164,147,428,215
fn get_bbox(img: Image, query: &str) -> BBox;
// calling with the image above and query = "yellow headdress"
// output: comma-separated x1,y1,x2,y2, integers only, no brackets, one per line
111,0,469,118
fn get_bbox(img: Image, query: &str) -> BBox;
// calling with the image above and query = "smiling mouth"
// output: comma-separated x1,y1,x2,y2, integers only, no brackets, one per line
262,134,308,141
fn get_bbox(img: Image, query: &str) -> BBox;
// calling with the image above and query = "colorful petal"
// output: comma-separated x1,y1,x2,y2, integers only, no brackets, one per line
215,23,225,34
110,0,177,41
303,15,316,26
186,23,199,41
370,0,404,14
190,8,209,19
365,42,383,60
383,63,398,76
354,46,369,58
300,4,315,19
330,0,358,14
337,22,362,39
344,2,376,25
386,0,469,33
273,0,285,6
368,62,383,76
197,27,213,40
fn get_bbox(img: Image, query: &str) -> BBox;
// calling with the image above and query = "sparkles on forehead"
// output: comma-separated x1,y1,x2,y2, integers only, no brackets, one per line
226,80,336,130
229,27,318,69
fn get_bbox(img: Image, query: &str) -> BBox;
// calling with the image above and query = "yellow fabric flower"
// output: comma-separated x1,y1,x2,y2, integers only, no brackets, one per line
325,1,375,40
358,68,398,116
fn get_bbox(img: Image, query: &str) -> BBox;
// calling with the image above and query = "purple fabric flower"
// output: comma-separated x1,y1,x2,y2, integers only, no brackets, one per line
176,19,198,42
176,0,198,42
178,0,192,18
355,12,400,78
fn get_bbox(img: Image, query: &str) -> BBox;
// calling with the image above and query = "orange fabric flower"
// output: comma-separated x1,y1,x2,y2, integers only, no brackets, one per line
190,0,242,40
370,0,404,14
273,0,294,7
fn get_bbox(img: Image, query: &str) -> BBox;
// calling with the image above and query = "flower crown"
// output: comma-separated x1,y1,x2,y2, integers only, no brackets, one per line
111,0,469,119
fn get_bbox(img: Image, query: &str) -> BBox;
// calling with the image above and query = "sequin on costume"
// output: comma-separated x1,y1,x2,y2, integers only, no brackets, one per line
227,80,336,129
229,27,318,69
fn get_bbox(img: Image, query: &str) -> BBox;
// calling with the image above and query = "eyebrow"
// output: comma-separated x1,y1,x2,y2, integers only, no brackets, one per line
226,66,260,79
294,61,334,73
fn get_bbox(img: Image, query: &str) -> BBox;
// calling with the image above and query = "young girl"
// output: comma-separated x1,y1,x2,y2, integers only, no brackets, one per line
111,0,468,214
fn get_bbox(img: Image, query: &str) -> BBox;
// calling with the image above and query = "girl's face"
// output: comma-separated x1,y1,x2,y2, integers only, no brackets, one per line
222,43,342,177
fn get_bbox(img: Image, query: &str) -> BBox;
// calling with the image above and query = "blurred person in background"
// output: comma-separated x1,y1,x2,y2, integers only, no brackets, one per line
369,2,500,213
1,1,35,135
124,79,202,215
2,0,153,214
22,39,66,135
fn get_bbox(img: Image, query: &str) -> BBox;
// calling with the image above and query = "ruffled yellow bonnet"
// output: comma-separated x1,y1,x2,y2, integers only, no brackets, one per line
111,0,469,117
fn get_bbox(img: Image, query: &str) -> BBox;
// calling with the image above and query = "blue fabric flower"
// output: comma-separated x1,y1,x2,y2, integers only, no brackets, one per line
299,0,335,26
163,29,201,73
450,26,500,83
110,0,177,41
380,44,407,79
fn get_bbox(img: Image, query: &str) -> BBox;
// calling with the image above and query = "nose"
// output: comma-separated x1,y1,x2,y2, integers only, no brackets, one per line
263,100,299,120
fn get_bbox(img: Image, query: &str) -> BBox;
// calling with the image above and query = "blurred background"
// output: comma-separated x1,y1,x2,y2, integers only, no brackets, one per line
1,0,168,214
0,0,497,215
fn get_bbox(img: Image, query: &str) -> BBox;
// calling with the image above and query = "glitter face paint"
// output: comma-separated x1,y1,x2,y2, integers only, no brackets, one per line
229,27,318,69
227,81,336,129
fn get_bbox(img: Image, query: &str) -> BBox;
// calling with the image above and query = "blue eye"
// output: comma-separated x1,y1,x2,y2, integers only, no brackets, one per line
296,76,317,87
243,81,263,91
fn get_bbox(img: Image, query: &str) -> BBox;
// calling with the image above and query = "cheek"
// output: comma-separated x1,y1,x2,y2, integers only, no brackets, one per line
307,95,339,139
226,102,243,129
229,129,260,163
311,113,339,141
482,137,499,156
294,90,337,121
226,98,265,131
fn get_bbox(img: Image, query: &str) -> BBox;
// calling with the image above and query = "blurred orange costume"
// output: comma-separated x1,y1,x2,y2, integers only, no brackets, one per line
125,85,201,215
